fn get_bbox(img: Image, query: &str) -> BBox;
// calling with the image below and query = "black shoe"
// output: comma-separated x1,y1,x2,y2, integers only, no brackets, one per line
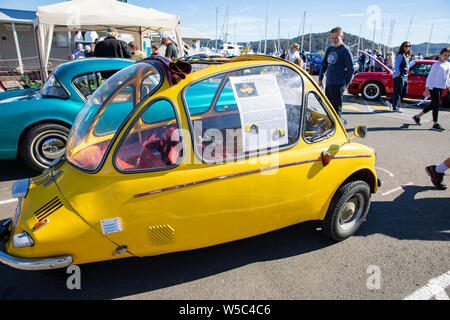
412,115,421,125
425,165,447,190
431,124,445,131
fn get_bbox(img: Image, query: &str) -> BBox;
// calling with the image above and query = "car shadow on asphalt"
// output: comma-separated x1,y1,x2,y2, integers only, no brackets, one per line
1,184,448,299
358,185,450,242
0,220,336,299
0,159,40,182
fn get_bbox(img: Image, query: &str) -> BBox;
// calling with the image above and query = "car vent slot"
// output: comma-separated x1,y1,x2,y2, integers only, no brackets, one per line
148,225,175,246
34,197,63,221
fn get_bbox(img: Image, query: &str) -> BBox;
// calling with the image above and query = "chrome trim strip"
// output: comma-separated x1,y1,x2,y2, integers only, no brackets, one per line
134,154,372,199
0,248,73,271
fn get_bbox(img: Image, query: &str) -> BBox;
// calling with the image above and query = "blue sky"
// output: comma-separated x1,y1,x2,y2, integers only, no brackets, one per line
1,0,449,46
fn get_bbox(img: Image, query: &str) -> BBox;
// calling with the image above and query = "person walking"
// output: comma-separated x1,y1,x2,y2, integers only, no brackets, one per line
412,47,450,131
391,42,411,112
426,157,450,190
285,43,300,63
318,27,354,125
161,37,179,60
94,27,132,58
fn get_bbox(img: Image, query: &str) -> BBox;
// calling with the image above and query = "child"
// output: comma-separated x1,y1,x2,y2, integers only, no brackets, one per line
412,47,450,131
426,157,450,190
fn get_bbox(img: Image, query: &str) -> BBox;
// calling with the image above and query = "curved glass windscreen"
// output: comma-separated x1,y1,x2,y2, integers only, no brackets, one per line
65,63,162,171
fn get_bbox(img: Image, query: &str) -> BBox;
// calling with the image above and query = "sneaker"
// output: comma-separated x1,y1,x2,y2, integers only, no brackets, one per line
431,124,445,131
412,115,421,125
395,109,402,113
425,165,447,190
340,117,348,126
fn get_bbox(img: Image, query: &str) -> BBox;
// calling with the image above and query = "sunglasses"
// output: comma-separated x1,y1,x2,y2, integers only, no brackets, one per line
404,45,411,48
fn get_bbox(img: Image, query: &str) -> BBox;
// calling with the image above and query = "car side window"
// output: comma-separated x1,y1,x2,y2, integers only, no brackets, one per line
411,63,432,77
41,74,69,99
184,65,303,162
303,92,335,143
72,73,98,99
115,99,183,171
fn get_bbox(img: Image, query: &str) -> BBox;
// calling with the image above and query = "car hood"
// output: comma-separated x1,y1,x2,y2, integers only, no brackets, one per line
0,89,42,104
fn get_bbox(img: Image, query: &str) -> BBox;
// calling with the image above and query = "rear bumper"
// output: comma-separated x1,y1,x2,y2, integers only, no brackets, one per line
0,218,73,271
347,83,360,94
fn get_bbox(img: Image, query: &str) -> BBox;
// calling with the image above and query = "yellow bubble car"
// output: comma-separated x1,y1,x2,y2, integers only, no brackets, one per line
0,55,380,270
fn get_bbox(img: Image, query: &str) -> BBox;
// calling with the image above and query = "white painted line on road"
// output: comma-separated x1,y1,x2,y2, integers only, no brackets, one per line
375,167,394,177
381,182,413,196
363,99,373,112
404,271,450,300
0,198,17,206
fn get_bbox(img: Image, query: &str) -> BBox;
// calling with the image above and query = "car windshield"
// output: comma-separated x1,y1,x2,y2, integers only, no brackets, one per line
65,62,162,172
41,74,69,99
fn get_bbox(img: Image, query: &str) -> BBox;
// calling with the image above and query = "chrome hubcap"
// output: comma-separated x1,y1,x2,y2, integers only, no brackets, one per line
42,138,66,159
338,194,364,231
33,131,68,166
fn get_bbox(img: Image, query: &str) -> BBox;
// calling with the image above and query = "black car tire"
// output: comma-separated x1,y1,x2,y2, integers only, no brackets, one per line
323,180,371,241
361,81,383,101
20,123,70,172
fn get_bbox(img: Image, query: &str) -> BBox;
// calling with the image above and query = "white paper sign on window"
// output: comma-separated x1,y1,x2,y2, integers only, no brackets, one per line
229,73,288,153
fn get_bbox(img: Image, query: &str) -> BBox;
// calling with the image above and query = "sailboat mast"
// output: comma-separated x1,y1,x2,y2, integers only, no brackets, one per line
215,7,219,49
300,11,306,52
309,26,312,52
264,0,269,54
426,24,434,56
406,14,414,41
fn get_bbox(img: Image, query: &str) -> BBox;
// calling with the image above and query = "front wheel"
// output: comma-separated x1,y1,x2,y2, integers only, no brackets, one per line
323,180,371,241
20,123,71,172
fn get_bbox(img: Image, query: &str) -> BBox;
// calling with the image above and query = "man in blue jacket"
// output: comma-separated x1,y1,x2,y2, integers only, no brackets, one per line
318,27,354,125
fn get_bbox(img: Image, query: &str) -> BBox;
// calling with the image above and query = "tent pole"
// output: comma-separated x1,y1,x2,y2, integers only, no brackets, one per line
34,25,46,82
11,23,24,75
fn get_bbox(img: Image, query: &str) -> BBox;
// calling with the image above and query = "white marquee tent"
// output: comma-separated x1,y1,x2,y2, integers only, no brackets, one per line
34,0,184,80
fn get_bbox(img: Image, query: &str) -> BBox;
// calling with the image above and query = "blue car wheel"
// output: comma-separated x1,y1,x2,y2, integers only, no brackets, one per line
20,123,71,172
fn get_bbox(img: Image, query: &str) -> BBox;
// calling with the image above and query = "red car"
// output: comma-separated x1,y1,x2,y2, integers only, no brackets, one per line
348,51,449,106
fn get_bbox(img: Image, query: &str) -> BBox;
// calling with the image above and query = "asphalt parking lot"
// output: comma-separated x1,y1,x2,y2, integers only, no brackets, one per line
0,92,449,300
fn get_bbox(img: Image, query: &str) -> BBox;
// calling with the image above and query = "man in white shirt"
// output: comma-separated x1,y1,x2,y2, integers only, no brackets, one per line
285,43,300,63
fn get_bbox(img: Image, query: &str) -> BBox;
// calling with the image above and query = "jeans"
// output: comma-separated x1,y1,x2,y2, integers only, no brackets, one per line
325,84,346,117
422,88,442,122
392,76,408,110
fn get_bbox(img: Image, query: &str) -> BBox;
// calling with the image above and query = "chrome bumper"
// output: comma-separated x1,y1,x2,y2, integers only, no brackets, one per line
0,244,73,271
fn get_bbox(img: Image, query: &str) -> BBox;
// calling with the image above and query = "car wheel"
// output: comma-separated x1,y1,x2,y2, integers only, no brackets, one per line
20,123,71,172
361,82,383,101
323,180,371,241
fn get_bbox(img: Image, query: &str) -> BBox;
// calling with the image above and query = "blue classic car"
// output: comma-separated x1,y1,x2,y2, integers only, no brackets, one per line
0,58,134,171
306,53,324,75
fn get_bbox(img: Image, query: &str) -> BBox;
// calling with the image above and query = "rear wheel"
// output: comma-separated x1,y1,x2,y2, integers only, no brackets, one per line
20,123,70,172
362,81,383,101
323,180,371,241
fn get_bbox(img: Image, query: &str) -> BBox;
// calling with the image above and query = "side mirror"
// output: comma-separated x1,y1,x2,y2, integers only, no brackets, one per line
353,125,367,139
